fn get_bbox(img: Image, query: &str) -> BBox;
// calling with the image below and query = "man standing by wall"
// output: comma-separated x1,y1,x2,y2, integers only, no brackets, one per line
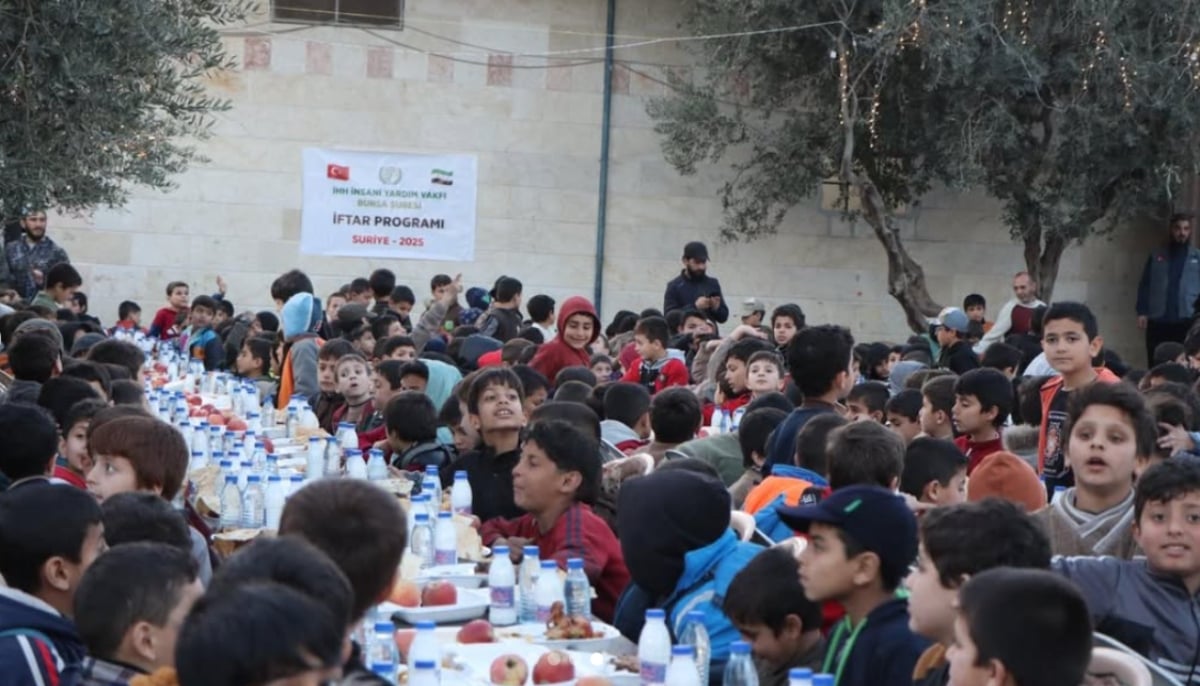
664,241,729,324
6,209,70,302
1136,212,1200,365
975,271,1046,354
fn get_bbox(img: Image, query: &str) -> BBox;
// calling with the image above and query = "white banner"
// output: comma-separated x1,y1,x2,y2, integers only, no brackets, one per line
300,148,477,261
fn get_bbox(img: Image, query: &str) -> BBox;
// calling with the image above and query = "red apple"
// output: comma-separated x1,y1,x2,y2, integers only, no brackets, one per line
393,628,416,659
186,395,202,406
576,678,612,686
207,413,226,426
490,654,529,685
420,580,457,607
388,580,420,608
456,619,495,644
532,650,574,684
263,437,275,453
226,417,248,432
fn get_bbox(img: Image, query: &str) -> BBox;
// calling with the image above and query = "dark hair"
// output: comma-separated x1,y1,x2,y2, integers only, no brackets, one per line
267,270,314,306
430,274,452,292
525,420,601,504
371,315,401,343
1153,341,1187,367
786,325,854,397
61,398,107,437
588,353,611,368
102,492,193,551
346,277,369,296
1148,361,1194,386
922,374,958,416
9,330,60,382
176,583,344,686
368,269,396,299
954,368,1013,428
501,339,536,366
746,391,795,414
516,327,545,345
100,362,131,382
255,311,279,333
727,337,773,365
603,382,651,431
1065,381,1156,460
606,311,638,338
62,360,112,399
885,389,922,422
847,381,889,417
980,342,1022,373
512,365,551,398
74,542,198,660
771,304,806,330
1135,457,1200,522
389,285,416,306
90,416,189,500
318,338,356,361
109,379,144,406
1186,331,1200,358
493,277,522,304
529,401,602,441
555,366,597,389
385,392,439,444
215,299,235,318
793,412,848,474
165,281,188,297
827,421,905,490
1145,383,1200,431
920,499,1050,589
963,293,986,310
0,403,59,480
381,335,416,357
958,569,1092,686
650,387,703,444
527,294,555,323
190,294,216,315
900,437,969,498
0,482,102,593
467,367,525,415
738,408,788,468
1017,376,1051,426
747,350,784,373
587,384,608,420
117,301,141,321
554,380,593,404
37,376,103,428
1041,301,1099,340
724,546,823,635
634,316,671,347
45,262,82,290
87,339,144,380
242,336,273,373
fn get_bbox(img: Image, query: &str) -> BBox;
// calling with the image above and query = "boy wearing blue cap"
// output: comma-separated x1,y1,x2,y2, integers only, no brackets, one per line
781,485,929,686
934,308,980,375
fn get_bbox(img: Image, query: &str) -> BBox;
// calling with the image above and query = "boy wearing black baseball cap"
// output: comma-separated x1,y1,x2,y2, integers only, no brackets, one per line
781,485,929,686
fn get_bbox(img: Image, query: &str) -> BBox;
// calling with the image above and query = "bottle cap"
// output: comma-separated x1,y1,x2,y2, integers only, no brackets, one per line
425,465,439,474
338,422,353,429
415,621,436,630
414,512,429,522
731,641,751,655
455,470,468,479
523,545,539,556
218,458,230,467
290,475,304,482
191,451,203,457
567,558,584,570
789,668,814,678
672,645,695,657
540,560,557,570
813,676,835,686
646,608,666,619
268,475,282,482
493,545,509,555
224,475,237,483
309,436,322,443
414,660,436,669
437,511,452,519
374,622,393,632
247,475,261,482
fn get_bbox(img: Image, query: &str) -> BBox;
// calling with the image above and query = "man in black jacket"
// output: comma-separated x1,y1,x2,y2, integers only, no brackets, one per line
663,241,729,324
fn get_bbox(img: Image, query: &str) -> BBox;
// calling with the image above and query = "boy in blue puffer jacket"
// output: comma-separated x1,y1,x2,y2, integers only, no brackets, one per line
614,467,762,683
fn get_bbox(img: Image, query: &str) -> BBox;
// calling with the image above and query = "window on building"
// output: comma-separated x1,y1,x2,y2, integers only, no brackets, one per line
273,0,404,28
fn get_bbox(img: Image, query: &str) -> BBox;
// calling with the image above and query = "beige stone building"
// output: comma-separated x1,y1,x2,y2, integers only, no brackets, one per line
53,0,1161,362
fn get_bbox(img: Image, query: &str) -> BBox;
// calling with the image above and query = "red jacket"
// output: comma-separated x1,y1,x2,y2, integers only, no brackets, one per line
529,296,600,385
620,357,690,395
150,306,182,340
702,391,752,425
480,503,630,623
954,434,1005,475
1036,368,1120,474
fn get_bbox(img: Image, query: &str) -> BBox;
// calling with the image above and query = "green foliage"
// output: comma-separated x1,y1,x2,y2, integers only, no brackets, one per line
0,0,255,214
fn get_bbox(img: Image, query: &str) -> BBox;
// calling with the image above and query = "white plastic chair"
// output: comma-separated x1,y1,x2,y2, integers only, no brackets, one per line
1092,633,1183,686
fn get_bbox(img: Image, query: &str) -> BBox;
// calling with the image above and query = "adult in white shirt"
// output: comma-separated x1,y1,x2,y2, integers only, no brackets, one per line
975,271,1047,354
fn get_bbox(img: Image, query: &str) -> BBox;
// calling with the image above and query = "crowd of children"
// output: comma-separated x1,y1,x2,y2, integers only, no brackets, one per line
0,263,1198,686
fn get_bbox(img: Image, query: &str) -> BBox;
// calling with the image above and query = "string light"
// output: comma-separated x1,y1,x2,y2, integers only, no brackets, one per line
868,83,882,150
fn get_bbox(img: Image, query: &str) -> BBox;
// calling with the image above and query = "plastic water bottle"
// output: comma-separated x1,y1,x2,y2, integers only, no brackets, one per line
519,545,540,623
564,558,591,618
238,460,252,491
325,437,342,477
367,449,389,481
219,475,242,531
250,439,267,473
433,511,457,565
177,420,193,453
286,408,299,438
450,470,472,515
287,474,305,498
407,622,439,673
725,641,759,686
665,645,701,686
337,422,358,451
423,465,442,509
639,609,671,686
407,494,427,542
265,454,280,478
194,421,210,460
411,512,434,569
488,545,517,626
241,475,265,528
367,621,397,679
680,611,710,685
811,676,834,686
307,437,325,481
535,560,564,622
731,406,747,432
265,475,285,530
409,659,438,686
190,450,207,471
788,668,814,686
209,426,223,456
345,450,368,479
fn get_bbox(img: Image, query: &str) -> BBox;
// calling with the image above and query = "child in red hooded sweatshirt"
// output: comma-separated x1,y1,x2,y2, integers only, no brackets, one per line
530,296,600,386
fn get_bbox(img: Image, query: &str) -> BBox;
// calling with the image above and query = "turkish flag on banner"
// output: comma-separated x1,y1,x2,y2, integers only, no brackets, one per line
326,164,350,181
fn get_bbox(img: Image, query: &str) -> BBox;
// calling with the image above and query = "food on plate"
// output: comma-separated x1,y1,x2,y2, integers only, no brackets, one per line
544,601,598,640
212,528,265,558
207,413,227,426
532,650,575,684
576,678,613,686
226,416,248,432
489,654,529,685
420,580,458,607
456,618,495,644
388,579,421,608
393,628,416,658
611,655,639,674
454,514,487,561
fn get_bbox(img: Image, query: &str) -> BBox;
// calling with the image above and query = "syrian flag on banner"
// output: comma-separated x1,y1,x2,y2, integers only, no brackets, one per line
431,168,454,186
327,164,350,181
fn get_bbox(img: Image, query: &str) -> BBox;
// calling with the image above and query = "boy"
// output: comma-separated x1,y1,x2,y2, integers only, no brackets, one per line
621,316,689,394
7,329,62,404
962,293,991,332
398,360,429,393
110,300,143,335
30,263,82,312
646,386,703,464
746,350,785,398
0,403,60,489
827,420,907,491
724,547,827,686
745,412,847,519
885,389,923,445
1052,458,1200,684
527,294,557,343
934,308,979,374
277,290,324,411
712,337,773,422
900,437,968,508
846,381,889,423
389,284,416,330
919,375,957,440
600,382,652,454
1033,380,1153,558
368,268,396,317
765,325,856,468
236,336,275,399
331,354,376,430
948,569,1092,686
180,294,225,371
529,296,601,384
53,399,107,490
101,492,193,551
386,392,453,472
477,276,524,343
729,407,788,508
87,339,146,385
1037,301,1120,494
481,420,631,623
513,365,551,418
324,290,347,326
74,542,203,684
907,499,1051,686
86,415,212,584
149,281,189,341
346,323,376,359
951,368,1012,474
348,277,372,305
380,335,417,361
450,368,527,522
781,486,930,686
0,482,105,686
314,338,354,434
979,341,1022,380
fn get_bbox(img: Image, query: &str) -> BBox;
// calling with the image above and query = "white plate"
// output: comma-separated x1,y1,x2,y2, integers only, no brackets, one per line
383,588,490,625
418,564,487,589
444,642,627,684
496,621,622,652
